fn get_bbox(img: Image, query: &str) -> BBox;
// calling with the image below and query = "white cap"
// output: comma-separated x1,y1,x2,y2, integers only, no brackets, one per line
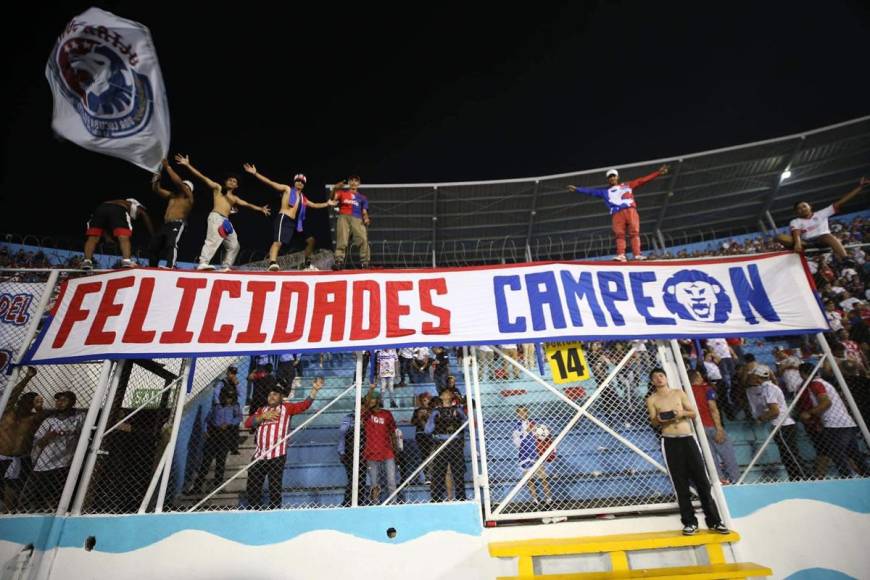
182,180,194,192
606,169,619,178
125,198,145,219
750,365,772,378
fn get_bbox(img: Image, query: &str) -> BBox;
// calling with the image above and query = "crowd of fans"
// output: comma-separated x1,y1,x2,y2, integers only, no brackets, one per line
0,210,867,512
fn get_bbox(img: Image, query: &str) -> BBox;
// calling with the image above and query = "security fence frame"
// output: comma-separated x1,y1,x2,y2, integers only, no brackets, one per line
0,268,868,523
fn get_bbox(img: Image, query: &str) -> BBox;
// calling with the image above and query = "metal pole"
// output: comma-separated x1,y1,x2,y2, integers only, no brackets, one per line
139,444,170,513
0,270,60,419
70,359,128,514
55,360,114,515
668,340,736,532
155,358,192,513
816,333,870,448
462,346,481,500
352,352,363,507
471,348,495,521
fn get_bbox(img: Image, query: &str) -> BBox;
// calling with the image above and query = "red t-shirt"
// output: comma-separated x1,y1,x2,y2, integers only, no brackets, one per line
363,409,396,461
691,383,717,428
335,189,368,218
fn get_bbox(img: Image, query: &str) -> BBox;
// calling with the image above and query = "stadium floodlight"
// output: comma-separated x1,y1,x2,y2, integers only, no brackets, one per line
780,169,792,180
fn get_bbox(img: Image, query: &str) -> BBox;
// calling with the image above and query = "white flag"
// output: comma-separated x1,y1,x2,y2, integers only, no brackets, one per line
45,7,170,172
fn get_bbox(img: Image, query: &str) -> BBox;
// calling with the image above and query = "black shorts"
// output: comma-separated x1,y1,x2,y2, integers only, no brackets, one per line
273,214,297,245
86,203,132,238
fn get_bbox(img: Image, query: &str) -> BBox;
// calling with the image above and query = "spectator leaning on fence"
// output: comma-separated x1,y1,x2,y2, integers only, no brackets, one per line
646,368,729,536
243,378,322,509
744,365,805,481
20,390,84,511
687,370,740,484
0,368,43,513
797,363,863,478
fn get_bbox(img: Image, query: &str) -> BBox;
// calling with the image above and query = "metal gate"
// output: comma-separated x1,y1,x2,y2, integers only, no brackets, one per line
469,340,728,523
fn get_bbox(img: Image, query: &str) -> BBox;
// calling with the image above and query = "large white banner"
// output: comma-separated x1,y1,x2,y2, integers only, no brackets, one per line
23,253,828,364
45,7,170,172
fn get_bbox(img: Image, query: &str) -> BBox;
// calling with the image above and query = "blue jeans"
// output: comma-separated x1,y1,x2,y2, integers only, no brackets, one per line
705,427,740,483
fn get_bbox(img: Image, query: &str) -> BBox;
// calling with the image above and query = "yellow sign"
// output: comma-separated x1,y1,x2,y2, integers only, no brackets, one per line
544,342,590,384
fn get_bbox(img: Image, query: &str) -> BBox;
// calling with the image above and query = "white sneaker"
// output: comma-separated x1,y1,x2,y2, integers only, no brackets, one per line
81,259,93,271
268,262,280,272
121,259,136,268
220,266,232,272
633,254,647,261
305,264,320,271
197,263,215,271
613,254,627,262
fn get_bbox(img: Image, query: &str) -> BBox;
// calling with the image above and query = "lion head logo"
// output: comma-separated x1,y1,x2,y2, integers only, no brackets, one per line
662,270,732,323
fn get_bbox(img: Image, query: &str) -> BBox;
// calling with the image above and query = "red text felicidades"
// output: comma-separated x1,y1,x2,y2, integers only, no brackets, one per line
50,275,452,349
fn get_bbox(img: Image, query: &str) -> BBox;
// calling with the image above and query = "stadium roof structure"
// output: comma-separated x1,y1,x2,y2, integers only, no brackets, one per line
334,115,870,268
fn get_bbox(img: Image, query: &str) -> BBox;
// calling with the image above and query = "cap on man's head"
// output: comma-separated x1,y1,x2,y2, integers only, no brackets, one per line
750,365,772,378
227,365,238,374
182,180,194,192
293,174,307,184
606,169,619,178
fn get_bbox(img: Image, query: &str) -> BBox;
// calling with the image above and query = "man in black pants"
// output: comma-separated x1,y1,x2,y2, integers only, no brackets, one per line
425,388,467,502
149,158,194,268
243,381,321,509
646,368,729,535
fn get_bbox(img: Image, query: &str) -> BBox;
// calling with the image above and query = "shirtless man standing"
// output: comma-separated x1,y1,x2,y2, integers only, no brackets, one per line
646,367,728,535
243,164,336,271
174,154,271,271
148,158,194,268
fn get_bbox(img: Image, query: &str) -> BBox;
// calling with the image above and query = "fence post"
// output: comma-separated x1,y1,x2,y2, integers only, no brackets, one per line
70,359,128,514
462,347,481,501
31,359,114,580
351,352,364,507
155,358,192,512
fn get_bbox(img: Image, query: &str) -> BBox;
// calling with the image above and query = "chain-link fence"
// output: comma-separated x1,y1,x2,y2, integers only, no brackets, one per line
679,334,870,487
472,342,680,522
2,266,868,520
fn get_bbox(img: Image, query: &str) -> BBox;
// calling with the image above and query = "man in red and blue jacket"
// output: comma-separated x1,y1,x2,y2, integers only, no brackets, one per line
568,164,669,261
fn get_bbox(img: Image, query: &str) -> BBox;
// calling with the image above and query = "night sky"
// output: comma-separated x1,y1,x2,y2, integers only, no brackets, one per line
2,1,868,263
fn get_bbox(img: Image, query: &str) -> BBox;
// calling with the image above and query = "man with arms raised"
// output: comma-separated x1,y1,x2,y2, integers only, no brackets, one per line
243,164,336,271
148,158,194,268
776,177,868,261
174,154,271,271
